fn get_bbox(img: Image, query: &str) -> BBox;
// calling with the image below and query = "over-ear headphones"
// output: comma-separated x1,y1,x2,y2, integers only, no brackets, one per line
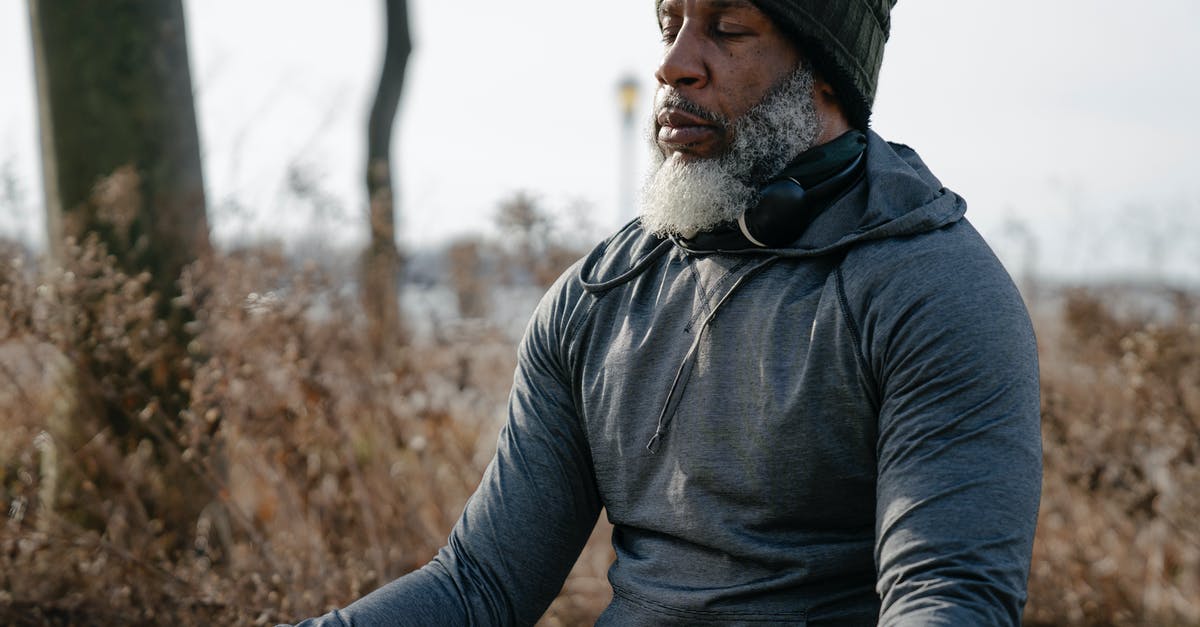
737,131,866,248
679,130,866,251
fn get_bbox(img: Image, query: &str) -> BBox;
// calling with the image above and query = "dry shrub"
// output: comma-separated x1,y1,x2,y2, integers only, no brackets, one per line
1,236,219,624
4,229,1197,626
1029,287,1200,626
493,191,587,289
0,238,611,625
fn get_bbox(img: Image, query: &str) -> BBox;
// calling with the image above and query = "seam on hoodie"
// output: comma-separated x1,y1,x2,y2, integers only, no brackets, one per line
559,284,615,482
684,255,714,333
610,583,809,622
562,287,608,360
684,255,754,333
834,264,873,393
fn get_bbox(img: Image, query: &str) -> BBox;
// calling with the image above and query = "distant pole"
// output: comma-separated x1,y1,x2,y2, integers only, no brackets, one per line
617,74,640,226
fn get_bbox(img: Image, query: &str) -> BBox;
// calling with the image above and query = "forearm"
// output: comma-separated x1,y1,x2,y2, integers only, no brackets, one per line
283,280,601,626
284,557,467,627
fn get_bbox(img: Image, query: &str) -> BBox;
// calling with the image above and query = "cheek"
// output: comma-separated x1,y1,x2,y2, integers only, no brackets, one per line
713,45,799,120
718,76,774,119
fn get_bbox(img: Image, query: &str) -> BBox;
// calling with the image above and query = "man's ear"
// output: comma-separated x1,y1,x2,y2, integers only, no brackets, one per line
813,73,841,108
811,71,852,143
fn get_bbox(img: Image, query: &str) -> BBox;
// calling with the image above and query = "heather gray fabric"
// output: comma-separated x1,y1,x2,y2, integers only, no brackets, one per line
283,132,1042,626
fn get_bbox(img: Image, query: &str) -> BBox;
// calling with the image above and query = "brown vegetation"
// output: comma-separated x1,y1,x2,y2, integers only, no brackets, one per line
0,238,608,625
1028,287,1200,626
1,239,1198,625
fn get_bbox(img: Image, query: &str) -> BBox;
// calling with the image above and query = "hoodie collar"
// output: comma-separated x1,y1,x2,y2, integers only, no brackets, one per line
580,131,967,291
669,131,965,259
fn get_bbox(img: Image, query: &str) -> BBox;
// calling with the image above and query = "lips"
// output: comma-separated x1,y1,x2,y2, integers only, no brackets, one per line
656,107,720,150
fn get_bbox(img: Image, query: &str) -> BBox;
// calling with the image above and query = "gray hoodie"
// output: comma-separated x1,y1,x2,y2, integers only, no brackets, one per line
287,132,1042,626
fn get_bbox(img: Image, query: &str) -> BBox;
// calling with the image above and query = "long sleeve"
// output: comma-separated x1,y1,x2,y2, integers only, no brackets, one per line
851,224,1043,626
285,283,603,626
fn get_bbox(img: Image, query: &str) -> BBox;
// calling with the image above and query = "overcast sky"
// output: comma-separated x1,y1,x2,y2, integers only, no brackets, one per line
2,0,1198,282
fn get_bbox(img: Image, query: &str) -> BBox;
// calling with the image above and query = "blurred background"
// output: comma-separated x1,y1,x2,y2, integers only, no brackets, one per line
1,1,1198,625
3,0,1198,281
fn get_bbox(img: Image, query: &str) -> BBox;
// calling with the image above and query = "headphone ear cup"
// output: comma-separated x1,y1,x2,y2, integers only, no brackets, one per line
740,178,815,248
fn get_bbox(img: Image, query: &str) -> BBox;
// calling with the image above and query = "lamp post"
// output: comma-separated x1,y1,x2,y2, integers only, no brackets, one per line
617,74,640,226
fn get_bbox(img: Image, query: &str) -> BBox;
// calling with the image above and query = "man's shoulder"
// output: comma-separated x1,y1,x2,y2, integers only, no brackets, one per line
836,217,1033,353
840,216,1013,296
575,219,668,287
840,215,1027,326
528,219,665,336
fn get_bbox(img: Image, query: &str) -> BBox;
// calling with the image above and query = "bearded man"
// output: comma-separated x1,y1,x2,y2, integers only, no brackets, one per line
286,0,1042,625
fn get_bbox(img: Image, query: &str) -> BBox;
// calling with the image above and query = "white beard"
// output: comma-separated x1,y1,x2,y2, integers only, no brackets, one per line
639,66,821,238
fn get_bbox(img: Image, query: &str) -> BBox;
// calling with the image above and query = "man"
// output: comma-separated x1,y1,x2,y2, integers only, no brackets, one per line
288,0,1041,624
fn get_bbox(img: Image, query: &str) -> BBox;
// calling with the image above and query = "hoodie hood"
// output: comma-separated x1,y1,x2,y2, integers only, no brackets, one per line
579,130,966,291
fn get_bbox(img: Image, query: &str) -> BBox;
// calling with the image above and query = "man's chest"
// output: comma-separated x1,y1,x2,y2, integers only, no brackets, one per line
573,253,878,530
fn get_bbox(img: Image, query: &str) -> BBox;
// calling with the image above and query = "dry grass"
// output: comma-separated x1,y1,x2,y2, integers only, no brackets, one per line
0,238,610,625
1028,287,1200,626
1,237,1197,625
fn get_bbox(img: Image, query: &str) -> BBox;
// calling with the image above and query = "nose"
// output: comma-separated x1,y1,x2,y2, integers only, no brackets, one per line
655,22,708,90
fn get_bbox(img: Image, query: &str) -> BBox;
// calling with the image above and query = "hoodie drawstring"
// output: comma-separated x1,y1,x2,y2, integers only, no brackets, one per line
580,238,673,294
646,255,779,453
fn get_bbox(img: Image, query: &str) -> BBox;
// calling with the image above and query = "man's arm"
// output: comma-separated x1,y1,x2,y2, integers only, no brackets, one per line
285,281,602,626
854,228,1042,626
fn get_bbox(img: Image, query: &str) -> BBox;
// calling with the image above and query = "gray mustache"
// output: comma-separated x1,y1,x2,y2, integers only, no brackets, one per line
655,90,726,126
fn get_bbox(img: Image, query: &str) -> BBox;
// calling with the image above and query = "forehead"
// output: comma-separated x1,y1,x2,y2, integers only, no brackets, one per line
657,0,763,20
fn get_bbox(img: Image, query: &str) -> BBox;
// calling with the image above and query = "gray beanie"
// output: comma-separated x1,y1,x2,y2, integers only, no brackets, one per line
656,0,897,128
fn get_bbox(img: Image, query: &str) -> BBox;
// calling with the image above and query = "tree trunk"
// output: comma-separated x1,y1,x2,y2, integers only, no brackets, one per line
362,0,411,354
29,0,211,293
28,0,212,539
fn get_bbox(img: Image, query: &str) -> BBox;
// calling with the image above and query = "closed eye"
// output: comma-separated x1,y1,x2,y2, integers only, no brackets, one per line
713,20,752,39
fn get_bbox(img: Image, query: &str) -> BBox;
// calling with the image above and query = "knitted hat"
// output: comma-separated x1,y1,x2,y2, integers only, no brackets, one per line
754,0,896,128
656,0,897,128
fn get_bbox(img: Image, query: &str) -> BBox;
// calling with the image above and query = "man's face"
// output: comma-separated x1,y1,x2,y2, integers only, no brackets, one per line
654,0,803,161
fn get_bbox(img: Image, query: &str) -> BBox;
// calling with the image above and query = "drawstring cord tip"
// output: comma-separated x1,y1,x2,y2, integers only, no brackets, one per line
646,431,663,454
